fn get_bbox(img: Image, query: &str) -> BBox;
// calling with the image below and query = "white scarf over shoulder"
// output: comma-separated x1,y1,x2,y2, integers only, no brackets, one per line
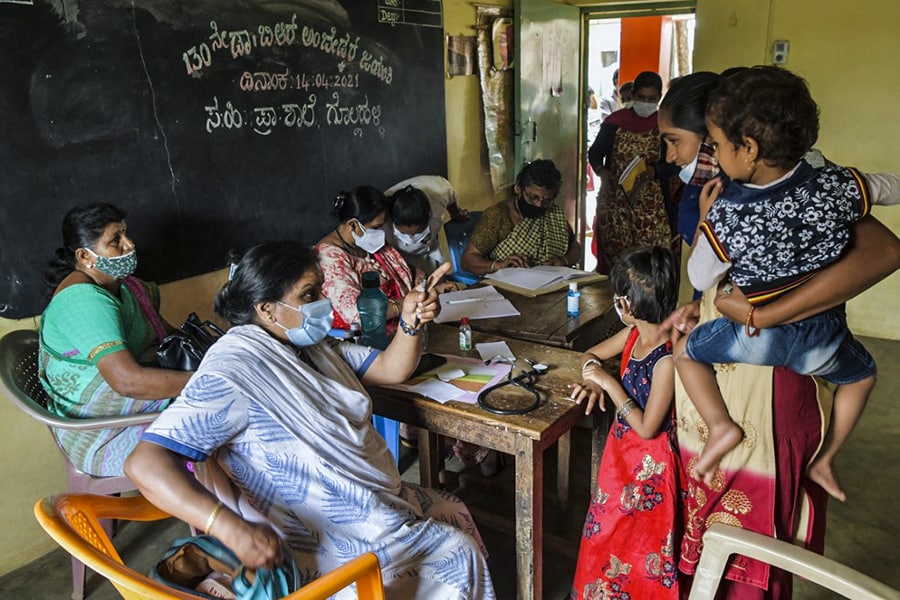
196,325,401,500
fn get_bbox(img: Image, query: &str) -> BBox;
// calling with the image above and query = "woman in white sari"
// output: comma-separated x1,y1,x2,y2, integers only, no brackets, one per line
126,242,495,599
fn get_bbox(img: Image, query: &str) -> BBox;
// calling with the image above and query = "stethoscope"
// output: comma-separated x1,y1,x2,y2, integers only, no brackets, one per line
477,357,549,415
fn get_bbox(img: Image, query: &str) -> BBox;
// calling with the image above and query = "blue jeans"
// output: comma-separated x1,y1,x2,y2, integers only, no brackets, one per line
685,306,875,385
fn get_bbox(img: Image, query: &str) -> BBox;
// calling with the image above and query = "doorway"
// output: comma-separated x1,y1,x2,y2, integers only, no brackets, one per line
581,11,696,271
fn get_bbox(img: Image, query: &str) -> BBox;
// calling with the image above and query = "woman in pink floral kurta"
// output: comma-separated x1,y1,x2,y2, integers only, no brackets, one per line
316,185,415,331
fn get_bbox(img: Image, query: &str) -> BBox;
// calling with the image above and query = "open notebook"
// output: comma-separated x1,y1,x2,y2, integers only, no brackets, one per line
484,266,606,297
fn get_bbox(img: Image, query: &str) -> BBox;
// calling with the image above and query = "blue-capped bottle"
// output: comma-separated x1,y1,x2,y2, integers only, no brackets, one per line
567,282,581,317
357,271,389,349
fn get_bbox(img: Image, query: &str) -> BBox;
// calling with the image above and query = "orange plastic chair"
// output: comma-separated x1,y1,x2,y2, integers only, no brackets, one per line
34,493,386,600
687,523,899,600
0,329,162,599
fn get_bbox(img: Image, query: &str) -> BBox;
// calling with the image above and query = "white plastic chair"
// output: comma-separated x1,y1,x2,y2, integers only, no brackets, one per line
688,523,900,600
0,329,162,600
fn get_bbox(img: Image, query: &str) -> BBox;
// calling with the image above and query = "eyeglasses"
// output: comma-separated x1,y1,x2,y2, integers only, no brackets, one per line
522,189,557,207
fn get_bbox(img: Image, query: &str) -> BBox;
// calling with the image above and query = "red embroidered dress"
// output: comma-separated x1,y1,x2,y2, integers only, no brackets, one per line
571,328,684,600
315,242,414,331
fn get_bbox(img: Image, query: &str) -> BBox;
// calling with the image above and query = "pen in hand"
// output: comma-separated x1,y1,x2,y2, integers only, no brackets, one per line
412,277,428,329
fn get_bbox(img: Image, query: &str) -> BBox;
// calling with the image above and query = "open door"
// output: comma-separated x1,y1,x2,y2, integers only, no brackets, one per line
515,0,583,263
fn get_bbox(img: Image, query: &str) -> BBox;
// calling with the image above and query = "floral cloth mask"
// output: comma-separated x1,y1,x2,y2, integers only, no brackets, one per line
352,222,386,254
392,224,431,255
84,248,137,279
276,298,335,347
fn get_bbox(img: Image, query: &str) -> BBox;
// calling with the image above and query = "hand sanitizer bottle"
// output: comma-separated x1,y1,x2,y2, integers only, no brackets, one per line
567,282,580,317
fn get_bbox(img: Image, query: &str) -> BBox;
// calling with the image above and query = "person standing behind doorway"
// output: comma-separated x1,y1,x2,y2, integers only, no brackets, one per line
589,71,675,274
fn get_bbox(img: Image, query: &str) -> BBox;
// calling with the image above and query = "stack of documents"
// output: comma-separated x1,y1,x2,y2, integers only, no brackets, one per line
484,266,606,297
433,285,520,323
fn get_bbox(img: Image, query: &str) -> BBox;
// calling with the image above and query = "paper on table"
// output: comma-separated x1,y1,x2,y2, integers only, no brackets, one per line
383,354,512,404
434,285,520,323
476,341,515,364
408,378,465,403
485,265,599,291
435,367,466,382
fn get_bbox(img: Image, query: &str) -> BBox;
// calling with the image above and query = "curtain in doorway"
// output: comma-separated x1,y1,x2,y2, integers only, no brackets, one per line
476,5,515,192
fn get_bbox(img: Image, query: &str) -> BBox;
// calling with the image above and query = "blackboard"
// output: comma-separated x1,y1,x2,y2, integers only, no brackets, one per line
0,0,447,318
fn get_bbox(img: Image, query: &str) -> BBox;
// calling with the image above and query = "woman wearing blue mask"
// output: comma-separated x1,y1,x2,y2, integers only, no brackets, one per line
315,185,415,332
125,242,496,600
38,203,192,477
588,70,675,274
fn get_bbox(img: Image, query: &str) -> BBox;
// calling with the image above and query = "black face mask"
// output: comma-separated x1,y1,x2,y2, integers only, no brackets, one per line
517,196,547,219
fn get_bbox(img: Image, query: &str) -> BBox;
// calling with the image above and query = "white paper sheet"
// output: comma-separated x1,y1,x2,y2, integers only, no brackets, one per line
486,265,596,291
476,341,515,364
434,285,520,323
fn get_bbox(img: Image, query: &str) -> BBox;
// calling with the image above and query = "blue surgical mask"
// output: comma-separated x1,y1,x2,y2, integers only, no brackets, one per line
392,224,431,255
352,221,386,254
679,154,700,184
84,248,137,279
276,298,334,347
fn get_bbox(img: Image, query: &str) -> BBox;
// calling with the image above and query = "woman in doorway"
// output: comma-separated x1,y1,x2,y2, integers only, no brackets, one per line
589,71,675,273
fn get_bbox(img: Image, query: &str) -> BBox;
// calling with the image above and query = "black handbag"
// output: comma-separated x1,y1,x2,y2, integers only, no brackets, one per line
157,313,225,371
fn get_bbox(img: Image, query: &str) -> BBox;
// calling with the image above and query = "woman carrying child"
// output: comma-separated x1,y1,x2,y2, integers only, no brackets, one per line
673,66,900,503
568,246,684,599
658,67,900,598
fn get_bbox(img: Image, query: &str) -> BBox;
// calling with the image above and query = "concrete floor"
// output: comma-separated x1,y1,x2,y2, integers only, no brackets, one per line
2,336,898,599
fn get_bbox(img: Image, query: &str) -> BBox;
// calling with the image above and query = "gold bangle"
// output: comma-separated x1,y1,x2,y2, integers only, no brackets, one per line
205,501,224,535
490,260,497,273
745,306,760,338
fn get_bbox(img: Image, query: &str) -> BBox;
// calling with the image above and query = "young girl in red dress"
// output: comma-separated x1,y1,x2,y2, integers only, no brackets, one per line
568,245,684,599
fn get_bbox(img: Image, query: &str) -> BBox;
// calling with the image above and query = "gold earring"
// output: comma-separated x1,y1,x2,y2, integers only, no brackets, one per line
267,314,275,322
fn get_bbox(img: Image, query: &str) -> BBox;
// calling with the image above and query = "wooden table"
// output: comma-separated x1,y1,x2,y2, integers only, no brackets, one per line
368,325,605,600
464,280,618,352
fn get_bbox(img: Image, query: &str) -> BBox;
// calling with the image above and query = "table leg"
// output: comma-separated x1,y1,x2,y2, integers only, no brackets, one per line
514,435,542,600
417,428,441,489
556,430,572,511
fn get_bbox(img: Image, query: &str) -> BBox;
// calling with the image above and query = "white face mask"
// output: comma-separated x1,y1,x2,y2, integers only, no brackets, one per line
632,101,658,118
392,224,431,255
613,294,633,326
352,221,385,254
679,154,700,184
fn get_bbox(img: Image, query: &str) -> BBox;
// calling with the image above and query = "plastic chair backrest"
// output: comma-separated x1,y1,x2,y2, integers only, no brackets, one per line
1,329,161,600
34,493,386,600
444,212,482,285
687,523,900,600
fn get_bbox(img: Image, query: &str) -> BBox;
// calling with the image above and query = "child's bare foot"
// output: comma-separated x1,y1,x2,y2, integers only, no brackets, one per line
806,457,846,502
692,422,743,484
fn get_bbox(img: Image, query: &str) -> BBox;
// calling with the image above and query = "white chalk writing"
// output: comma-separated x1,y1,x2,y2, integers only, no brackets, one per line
203,94,382,136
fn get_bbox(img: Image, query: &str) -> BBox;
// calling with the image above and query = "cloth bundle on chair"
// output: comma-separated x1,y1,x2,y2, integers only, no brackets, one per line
34,493,387,600
151,535,299,600
0,329,162,600
157,313,226,371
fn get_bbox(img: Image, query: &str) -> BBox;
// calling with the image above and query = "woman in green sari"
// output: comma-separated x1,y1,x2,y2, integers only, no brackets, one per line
39,203,191,476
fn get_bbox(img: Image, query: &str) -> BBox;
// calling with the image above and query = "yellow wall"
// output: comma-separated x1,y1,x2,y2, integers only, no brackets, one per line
694,0,900,338
444,0,511,210
1,0,896,578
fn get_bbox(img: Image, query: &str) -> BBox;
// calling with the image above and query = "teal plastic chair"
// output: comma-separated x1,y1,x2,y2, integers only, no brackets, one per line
444,212,482,286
